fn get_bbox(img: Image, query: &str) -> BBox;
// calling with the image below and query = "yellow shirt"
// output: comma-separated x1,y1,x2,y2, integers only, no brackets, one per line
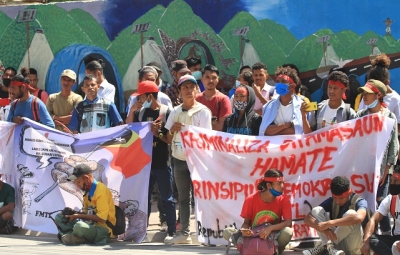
83,181,116,237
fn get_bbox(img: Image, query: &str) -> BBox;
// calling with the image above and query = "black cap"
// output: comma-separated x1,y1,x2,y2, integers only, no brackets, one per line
146,61,162,72
67,164,92,181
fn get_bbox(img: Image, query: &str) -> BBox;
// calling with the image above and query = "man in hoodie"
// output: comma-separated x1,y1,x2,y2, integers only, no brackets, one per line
223,85,261,135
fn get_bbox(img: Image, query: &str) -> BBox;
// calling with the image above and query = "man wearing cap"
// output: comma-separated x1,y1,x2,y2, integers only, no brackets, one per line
85,59,115,103
195,64,232,131
164,74,211,244
309,71,357,131
126,66,172,123
0,179,15,234
46,69,83,132
166,60,191,107
147,61,171,94
303,176,368,255
132,80,176,241
56,164,116,245
361,169,400,255
357,79,399,237
68,74,123,134
7,74,55,128
0,67,16,99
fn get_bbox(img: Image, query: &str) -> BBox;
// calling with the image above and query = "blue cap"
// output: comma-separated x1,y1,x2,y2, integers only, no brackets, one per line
178,74,197,87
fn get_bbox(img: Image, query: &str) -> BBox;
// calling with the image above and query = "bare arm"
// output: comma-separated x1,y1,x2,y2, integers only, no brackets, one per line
67,213,105,223
0,202,14,215
212,117,226,131
265,122,293,136
361,212,383,255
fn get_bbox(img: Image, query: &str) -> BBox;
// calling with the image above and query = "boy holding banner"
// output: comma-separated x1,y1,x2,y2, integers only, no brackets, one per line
303,176,368,255
164,74,211,244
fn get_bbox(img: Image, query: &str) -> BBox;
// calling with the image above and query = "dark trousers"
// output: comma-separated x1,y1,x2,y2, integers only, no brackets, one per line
370,234,400,254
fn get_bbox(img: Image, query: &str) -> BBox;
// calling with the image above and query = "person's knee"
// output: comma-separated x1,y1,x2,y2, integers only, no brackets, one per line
392,241,400,255
311,206,325,218
1,211,13,220
278,227,293,247
343,209,357,216
223,227,238,241
73,221,90,237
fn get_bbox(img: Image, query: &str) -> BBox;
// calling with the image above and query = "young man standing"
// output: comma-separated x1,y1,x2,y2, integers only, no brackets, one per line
252,62,274,115
85,59,115,103
7,74,55,128
68,75,122,134
132,80,176,242
46,69,83,132
309,71,357,130
166,60,191,107
0,179,15,234
28,68,48,103
164,75,211,244
303,176,368,255
195,64,232,131
56,164,116,245
0,67,16,99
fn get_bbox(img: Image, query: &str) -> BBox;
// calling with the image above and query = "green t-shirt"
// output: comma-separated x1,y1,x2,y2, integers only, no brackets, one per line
0,182,15,206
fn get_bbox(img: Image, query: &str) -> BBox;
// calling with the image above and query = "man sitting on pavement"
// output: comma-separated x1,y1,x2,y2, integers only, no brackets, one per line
55,164,116,245
361,168,400,255
0,178,15,234
303,176,368,255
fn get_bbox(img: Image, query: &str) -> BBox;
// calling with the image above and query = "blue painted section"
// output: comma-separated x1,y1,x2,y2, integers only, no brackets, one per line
45,44,124,111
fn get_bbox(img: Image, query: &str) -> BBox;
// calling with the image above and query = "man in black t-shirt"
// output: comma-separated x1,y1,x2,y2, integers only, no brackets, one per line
132,81,176,241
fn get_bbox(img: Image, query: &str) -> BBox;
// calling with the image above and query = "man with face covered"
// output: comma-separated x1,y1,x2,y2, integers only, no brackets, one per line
0,67,16,98
55,164,116,245
361,170,400,255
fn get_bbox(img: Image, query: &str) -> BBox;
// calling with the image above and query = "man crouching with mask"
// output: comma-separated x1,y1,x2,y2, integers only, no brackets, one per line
361,170,400,255
55,164,116,245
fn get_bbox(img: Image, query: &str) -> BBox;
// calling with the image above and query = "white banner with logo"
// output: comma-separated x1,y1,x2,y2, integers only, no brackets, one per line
0,119,153,243
180,114,394,245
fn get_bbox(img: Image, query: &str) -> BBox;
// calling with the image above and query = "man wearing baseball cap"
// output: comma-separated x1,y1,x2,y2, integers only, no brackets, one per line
357,79,399,238
46,69,83,132
164,74,211,244
132,80,177,240
166,60,191,107
7,74,55,128
55,164,116,245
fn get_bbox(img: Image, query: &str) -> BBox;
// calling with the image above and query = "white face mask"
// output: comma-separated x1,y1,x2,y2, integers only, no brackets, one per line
142,97,151,108
235,80,240,88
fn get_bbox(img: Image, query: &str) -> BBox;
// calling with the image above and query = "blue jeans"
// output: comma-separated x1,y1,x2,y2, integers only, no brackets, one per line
377,174,390,232
147,166,176,235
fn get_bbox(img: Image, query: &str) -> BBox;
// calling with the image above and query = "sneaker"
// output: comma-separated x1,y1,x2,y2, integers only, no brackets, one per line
303,243,327,255
326,241,344,255
61,234,86,245
164,233,175,244
160,222,168,232
165,234,192,244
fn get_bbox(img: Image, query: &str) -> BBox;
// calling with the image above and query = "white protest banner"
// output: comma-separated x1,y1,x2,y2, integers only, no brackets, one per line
3,119,152,243
180,114,394,245
0,121,15,175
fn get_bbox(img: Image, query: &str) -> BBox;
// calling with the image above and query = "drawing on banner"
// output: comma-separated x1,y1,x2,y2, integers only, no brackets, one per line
18,164,38,215
34,155,104,203
120,199,147,242
110,189,121,201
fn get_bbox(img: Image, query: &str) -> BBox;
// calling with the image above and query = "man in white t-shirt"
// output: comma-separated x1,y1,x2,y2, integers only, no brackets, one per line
85,59,115,103
361,169,400,255
309,71,357,130
251,62,273,115
164,75,211,245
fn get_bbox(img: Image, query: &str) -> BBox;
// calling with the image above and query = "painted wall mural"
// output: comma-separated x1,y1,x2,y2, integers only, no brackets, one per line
0,0,400,112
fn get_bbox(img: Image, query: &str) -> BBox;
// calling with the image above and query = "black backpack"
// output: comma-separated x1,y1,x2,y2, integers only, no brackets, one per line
106,205,126,236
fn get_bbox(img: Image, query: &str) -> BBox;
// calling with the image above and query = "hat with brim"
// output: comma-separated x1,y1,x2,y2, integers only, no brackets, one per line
146,61,162,72
67,164,92,181
178,74,197,87
132,80,159,96
357,79,387,97
61,69,76,80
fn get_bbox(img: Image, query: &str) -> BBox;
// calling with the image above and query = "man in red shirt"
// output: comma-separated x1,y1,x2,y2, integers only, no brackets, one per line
195,64,232,131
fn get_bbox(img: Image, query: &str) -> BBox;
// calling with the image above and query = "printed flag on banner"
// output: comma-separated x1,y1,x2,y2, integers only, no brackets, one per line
5,119,152,243
181,114,394,245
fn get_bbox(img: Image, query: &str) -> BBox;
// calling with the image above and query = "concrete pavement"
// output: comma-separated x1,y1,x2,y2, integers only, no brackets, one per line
0,201,306,254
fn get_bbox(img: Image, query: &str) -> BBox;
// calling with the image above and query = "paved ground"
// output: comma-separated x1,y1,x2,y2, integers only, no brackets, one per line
0,201,306,254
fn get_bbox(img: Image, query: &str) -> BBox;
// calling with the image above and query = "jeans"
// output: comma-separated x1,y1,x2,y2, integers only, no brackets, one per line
370,234,400,254
377,174,390,232
172,157,192,236
147,166,176,235
311,206,363,255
